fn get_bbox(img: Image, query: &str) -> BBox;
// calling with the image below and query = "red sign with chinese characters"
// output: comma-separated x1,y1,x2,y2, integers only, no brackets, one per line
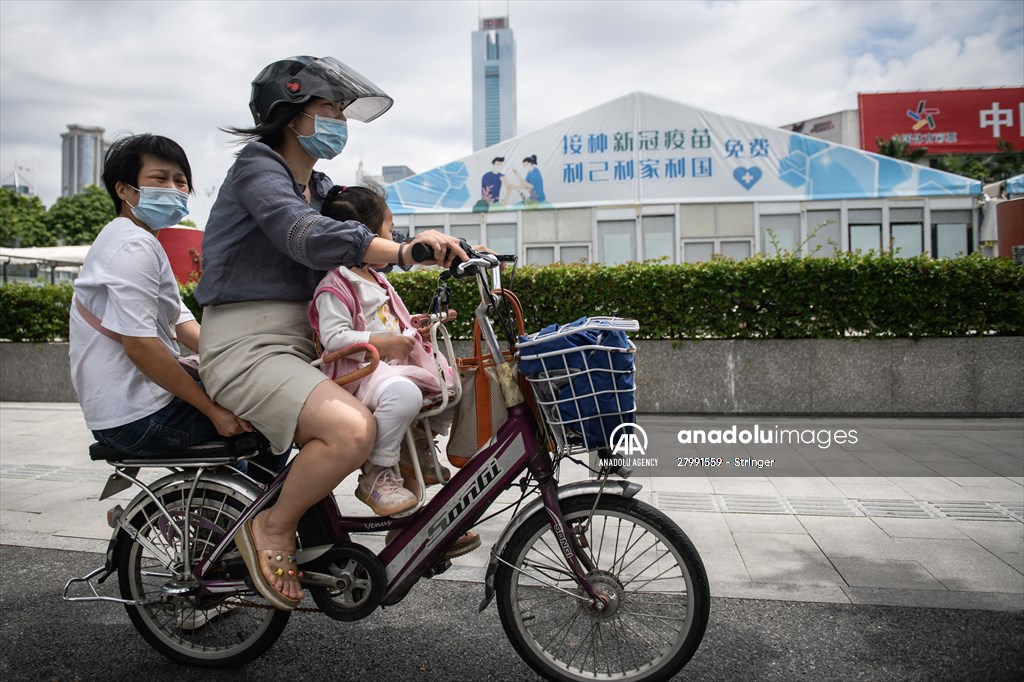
858,87,1024,154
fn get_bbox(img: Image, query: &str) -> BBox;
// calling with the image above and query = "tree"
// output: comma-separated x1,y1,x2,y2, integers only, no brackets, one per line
874,136,928,163
178,218,197,227
935,140,1024,184
44,185,115,244
0,187,50,247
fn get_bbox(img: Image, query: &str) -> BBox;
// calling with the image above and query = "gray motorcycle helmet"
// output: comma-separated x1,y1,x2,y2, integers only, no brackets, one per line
249,56,394,125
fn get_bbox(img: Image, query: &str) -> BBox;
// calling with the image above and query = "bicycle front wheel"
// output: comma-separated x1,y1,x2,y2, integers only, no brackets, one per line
115,478,289,667
495,494,709,682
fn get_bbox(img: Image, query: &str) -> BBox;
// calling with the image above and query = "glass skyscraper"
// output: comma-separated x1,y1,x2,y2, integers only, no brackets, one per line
61,125,106,196
472,16,517,151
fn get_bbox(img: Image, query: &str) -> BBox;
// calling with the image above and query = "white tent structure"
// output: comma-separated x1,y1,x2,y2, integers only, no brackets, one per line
386,92,983,264
0,245,91,283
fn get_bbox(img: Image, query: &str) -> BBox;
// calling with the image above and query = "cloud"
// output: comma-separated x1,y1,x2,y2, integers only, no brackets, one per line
1,0,1021,229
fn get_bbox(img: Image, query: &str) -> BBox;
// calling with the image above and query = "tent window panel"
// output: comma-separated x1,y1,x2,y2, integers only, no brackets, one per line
487,224,517,257
720,241,751,260
413,224,445,239
933,223,971,258
806,210,841,256
525,247,554,266
641,215,675,262
930,210,973,259
717,203,754,236
679,204,715,237
452,225,481,244
559,245,590,264
849,208,882,253
891,223,923,258
598,220,636,264
890,207,924,222
683,241,714,264
760,214,800,255
850,224,881,252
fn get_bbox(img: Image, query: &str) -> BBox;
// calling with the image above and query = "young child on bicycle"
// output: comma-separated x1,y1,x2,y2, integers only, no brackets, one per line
310,183,457,517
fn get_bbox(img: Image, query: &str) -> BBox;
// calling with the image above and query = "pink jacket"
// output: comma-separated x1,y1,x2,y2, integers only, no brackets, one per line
309,268,454,401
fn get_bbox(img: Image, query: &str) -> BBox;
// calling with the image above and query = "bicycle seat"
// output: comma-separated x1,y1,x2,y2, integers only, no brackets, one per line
89,432,266,465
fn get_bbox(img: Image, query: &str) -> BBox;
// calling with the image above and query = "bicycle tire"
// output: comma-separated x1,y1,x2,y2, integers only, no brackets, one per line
495,494,710,682
115,477,289,667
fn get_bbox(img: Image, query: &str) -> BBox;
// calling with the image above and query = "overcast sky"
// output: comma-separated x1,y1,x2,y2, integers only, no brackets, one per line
1,0,1021,228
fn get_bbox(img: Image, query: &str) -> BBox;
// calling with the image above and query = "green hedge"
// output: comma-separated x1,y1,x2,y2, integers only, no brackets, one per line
0,282,74,342
2,253,1022,342
388,252,1024,339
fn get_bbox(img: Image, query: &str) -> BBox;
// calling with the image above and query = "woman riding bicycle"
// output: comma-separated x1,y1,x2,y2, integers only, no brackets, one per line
195,56,467,610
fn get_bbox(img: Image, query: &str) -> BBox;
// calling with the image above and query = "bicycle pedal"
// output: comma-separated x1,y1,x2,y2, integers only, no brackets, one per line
424,559,452,578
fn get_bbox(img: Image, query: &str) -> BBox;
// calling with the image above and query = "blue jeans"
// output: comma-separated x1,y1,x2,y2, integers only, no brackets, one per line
93,395,220,456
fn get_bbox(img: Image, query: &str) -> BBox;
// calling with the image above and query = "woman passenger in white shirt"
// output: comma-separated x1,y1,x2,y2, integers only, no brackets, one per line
69,134,251,455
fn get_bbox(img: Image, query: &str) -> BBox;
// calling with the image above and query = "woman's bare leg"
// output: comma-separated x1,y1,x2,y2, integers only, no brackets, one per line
250,380,374,601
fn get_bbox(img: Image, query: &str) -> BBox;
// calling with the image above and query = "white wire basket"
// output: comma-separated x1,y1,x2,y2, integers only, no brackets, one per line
517,317,639,453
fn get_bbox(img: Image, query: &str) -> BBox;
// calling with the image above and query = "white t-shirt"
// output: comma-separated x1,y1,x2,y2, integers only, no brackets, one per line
70,217,195,430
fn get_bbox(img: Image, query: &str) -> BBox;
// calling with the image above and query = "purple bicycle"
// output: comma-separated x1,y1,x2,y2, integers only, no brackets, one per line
64,247,710,681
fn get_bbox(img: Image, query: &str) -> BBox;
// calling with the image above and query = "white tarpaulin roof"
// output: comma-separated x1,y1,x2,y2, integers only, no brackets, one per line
0,245,91,265
387,91,982,214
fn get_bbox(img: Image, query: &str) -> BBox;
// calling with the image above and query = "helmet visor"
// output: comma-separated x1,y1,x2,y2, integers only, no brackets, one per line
293,57,393,122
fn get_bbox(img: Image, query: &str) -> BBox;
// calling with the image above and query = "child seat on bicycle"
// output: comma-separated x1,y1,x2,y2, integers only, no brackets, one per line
310,183,460,518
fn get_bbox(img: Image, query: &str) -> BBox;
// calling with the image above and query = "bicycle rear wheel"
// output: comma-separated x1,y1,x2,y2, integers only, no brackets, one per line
495,495,709,682
115,478,289,667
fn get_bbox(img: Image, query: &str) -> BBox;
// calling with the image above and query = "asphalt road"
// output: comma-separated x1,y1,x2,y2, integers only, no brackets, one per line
1,545,1021,682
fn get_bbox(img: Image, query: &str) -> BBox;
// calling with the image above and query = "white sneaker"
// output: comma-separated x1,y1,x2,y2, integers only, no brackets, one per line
178,601,236,631
355,465,418,516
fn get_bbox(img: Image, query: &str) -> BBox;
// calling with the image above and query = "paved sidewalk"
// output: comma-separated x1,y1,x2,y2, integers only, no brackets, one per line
1,403,1021,611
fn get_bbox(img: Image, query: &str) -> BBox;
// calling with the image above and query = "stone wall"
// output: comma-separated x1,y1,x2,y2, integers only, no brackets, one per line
3,337,1021,416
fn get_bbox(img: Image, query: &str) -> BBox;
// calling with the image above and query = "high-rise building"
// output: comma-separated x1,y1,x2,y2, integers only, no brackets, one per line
472,16,517,151
61,124,107,196
382,165,416,184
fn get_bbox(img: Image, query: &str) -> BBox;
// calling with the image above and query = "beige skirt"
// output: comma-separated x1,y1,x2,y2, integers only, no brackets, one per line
199,301,329,454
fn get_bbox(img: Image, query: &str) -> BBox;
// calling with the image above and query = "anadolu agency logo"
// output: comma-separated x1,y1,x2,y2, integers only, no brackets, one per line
611,422,647,456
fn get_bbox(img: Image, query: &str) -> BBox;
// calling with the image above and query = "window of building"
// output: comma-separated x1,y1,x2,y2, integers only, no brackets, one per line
487,223,517,257
760,214,800,255
931,209,973,258
641,215,675,262
682,239,752,263
524,244,589,266
683,241,714,264
679,204,715,237
413,224,445,239
806,209,841,256
720,240,752,260
889,206,924,258
598,219,636,264
848,208,882,253
525,246,554,266
559,245,590,264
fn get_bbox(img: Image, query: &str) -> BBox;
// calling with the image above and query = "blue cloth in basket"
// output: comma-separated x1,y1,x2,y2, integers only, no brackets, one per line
519,318,632,376
519,318,635,448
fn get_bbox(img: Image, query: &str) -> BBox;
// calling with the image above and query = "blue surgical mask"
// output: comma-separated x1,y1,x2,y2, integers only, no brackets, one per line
127,185,189,230
294,114,349,160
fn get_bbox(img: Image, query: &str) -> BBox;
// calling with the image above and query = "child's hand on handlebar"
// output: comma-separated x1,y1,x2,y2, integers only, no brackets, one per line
370,332,416,361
